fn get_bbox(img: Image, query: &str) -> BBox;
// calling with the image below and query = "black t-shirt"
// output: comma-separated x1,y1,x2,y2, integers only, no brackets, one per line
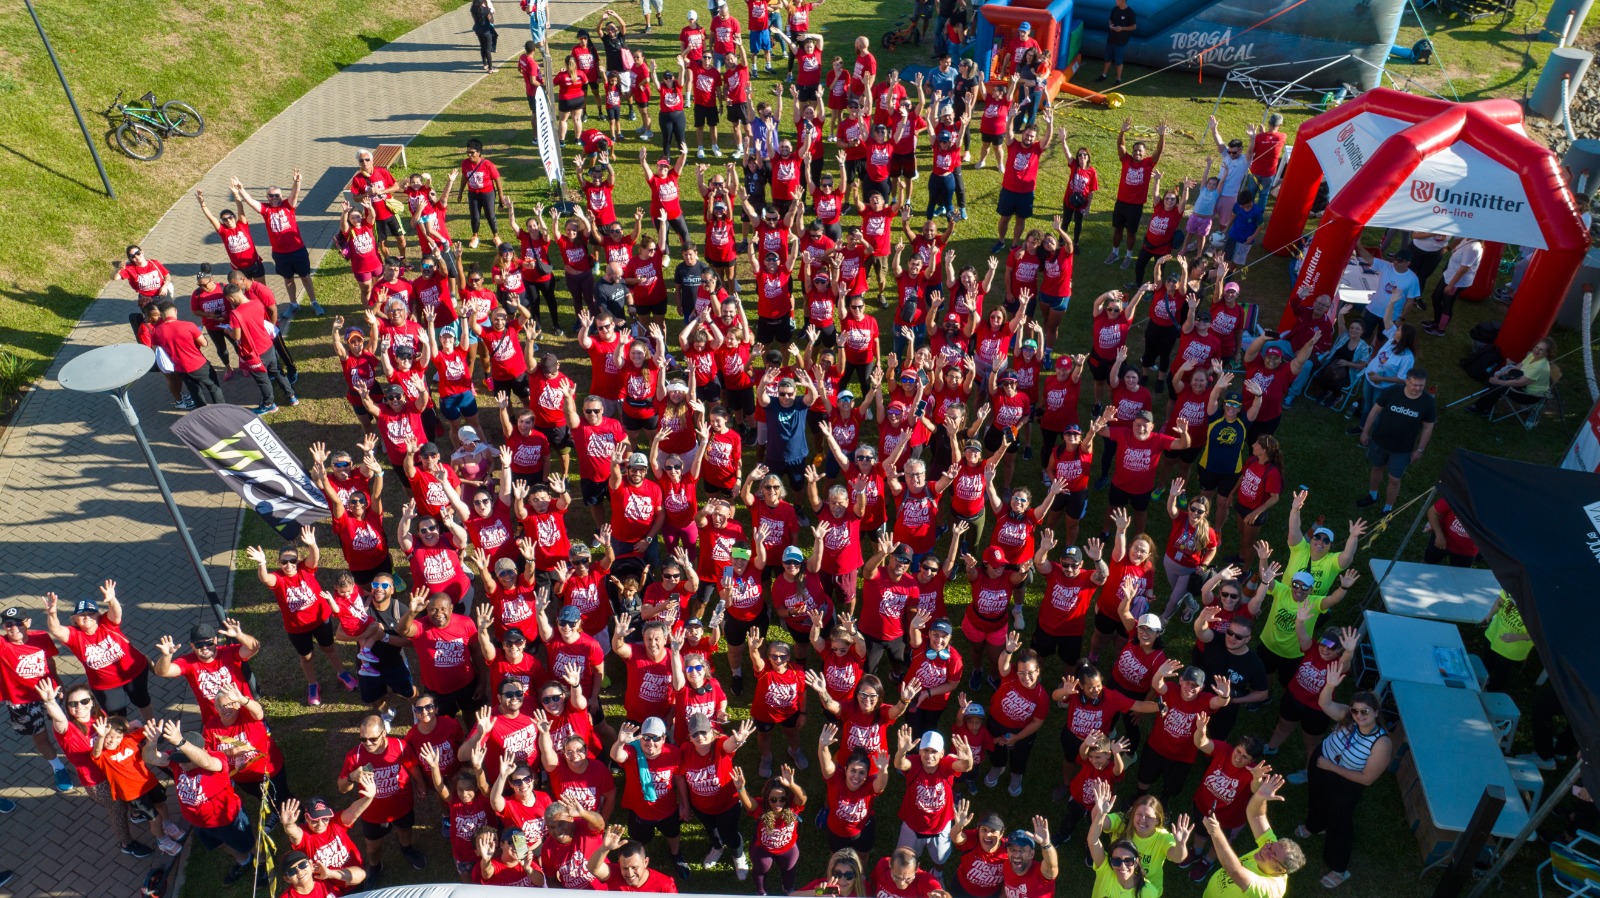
1195,637,1269,734
952,73,981,118
674,260,712,311
594,277,631,319
1108,4,1136,46
742,162,771,211
938,0,963,20
601,33,627,71
369,600,407,665
1370,385,1436,452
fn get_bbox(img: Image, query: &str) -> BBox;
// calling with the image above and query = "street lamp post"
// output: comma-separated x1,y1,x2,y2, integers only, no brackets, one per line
58,343,228,628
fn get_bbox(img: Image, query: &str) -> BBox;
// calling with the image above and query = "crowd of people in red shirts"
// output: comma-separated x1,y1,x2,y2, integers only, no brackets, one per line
39,3,1521,897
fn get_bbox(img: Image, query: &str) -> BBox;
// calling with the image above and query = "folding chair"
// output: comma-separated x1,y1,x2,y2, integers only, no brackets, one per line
1490,363,1561,431
1538,831,1600,898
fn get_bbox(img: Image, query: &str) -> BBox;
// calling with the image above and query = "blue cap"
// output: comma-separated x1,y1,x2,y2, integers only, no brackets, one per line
1017,21,1032,31
71,599,98,617
782,546,806,564
557,605,583,624
1007,829,1037,848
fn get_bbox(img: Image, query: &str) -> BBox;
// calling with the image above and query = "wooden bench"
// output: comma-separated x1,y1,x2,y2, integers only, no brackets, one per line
370,143,408,171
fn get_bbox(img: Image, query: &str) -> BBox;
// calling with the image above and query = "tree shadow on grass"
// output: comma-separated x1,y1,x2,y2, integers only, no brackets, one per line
0,283,93,372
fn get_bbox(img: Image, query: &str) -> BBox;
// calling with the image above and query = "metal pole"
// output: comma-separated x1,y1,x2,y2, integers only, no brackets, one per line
1466,760,1586,898
25,0,115,200
112,387,229,628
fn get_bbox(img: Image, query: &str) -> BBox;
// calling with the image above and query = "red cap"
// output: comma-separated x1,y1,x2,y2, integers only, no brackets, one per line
945,313,961,324
1055,356,1074,370
985,547,1008,566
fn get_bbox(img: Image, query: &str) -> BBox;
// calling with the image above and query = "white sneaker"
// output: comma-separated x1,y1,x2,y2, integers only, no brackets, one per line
164,822,186,841
758,754,773,778
697,148,706,159
1104,249,1120,265
704,846,726,866
984,766,1003,788
158,837,182,856
734,852,751,880
712,147,724,157
1120,253,1133,269
1008,773,1024,797
789,748,810,770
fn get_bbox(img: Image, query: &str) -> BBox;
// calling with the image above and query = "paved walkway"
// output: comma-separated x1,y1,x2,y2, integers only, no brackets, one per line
0,1,601,894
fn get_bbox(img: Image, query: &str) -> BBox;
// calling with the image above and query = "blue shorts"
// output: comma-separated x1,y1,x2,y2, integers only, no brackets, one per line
1108,42,1127,66
996,187,1034,219
195,808,255,854
1042,293,1071,312
273,247,312,279
527,12,547,42
749,29,772,52
1366,442,1413,479
439,391,479,421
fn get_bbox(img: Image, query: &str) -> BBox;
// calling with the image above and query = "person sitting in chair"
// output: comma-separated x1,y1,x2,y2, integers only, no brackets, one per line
1468,337,1553,417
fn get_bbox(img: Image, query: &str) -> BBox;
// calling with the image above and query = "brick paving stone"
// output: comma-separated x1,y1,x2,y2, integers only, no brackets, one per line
0,2,603,895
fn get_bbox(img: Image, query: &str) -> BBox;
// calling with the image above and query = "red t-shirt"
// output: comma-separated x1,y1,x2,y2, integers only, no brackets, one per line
1003,861,1056,898
573,417,627,482
1001,140,1043,192
1039,567,1096,637
461,157,501,194
1065,689,1137,741
872,856,944,898
753,666,806,723
1432,499,1478,556
956,831,1009,897
898,754,960,835
825,771,879,838
1195,741,1257,828
339,738,415,823
404,715,465,781
413,613,478,694
989,674,1048,730
1111,639,1167,695
622,648,675,723
549,758,616,814
1116,154,1158,205
1235,459,1283,512
679,742,739,814
1107,425,1178,495
270,564,331,634
170,646,249,724
610,478,663,544
174,750,243,828
1147,687,1213,763
64,620,148,690
620,742,681,820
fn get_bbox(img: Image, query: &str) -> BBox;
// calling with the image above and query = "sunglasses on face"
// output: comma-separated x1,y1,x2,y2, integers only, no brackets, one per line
640,734,665,743
286,859,313,874
831,869,857,880
372,583,394,591
1219,591,1240,599
686,664,706,672
1227,630,1250,640
192,639,217,649
1110,856,1139,869
362,735,384,744
542,694,565,705
509,775,534,786
418,526,439,534
413,703,437,713
331,460,352,469
501,690,526,700
67,698,95,708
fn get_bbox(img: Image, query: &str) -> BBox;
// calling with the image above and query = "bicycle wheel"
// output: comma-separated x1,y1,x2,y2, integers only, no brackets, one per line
115,121,164,160
161,100,205,137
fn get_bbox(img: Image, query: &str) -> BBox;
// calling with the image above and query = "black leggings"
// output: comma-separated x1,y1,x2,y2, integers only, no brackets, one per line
953,169,968,208
694,804,744,854
826,816,877,853
474,26,497,67
565,269,596,316
207,328,237,368
1427,278,1459,325
660,110,686,153
988,726,1039,775
1136,741,1194,802
467,192,498,236
1142,322,1179,371
92,667,152,715
1065,208,1087,244
1303,763,1366,873
526,278,560,327
841,362,874,398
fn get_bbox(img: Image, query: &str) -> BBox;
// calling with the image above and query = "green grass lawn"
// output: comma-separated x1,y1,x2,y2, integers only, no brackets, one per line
0,0,463,387
142,1,1587,896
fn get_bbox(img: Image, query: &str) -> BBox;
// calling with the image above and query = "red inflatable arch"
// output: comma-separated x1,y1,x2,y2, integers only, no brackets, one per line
1273,89,1587,360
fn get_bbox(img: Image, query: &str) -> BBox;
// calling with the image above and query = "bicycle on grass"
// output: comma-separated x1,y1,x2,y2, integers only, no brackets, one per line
103,90,205,161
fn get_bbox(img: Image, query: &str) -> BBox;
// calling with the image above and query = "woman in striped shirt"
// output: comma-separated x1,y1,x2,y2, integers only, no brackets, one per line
1295,665,1391,890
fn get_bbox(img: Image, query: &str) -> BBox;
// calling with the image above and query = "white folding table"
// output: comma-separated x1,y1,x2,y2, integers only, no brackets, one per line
1368,559,1501,624
1393,680,1529,840
1363,610,1480,702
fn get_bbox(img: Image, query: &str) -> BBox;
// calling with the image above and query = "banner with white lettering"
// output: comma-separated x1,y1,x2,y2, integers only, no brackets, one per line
534,90,562,184
1368,142,1546,247
1303,112,1412,198
171,405,329,538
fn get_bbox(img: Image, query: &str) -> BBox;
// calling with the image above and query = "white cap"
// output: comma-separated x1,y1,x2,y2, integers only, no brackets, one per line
920,731,946,752
687,9,698,19
1136,613,1164,633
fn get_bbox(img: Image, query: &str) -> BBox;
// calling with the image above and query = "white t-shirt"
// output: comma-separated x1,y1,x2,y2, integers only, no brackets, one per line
1409,233,1449,253
1441,240,1484,287
1366,259,1421,317
1217,152,1250,197
1362,325,1416,385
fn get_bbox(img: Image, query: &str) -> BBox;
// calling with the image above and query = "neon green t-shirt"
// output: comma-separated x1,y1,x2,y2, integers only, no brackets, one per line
1105,812,1179,896
1285,540,1346,598
1203,829,1289,898
1485,592,1534,662
1093,856,1162,898
1260,581,1324,660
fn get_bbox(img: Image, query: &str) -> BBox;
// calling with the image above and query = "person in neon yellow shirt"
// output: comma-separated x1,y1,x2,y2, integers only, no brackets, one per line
1087,779,1174,898
1248,556,1358,686
1096,792,1192,895
1282,489,1367,598
1481,591,1533,692
1200,773,1304,898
